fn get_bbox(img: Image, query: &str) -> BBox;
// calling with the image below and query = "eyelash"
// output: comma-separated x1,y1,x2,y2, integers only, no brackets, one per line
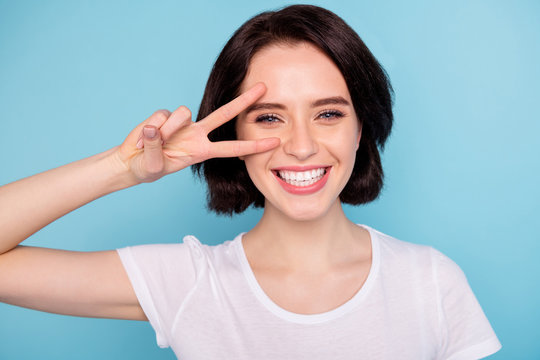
317,109,345,120
254,110,345,123
255,114,281,123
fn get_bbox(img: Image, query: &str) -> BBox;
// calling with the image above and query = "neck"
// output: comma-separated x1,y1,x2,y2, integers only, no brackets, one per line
244,200,369,272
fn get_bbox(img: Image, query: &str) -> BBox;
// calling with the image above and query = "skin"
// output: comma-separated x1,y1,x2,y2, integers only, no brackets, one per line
0,83,279,320
0,42,372,320
237,43,372,314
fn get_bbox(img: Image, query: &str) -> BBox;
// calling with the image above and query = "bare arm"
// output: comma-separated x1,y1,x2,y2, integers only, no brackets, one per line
0,147,130,254
0,247,146,320
0,83,278,320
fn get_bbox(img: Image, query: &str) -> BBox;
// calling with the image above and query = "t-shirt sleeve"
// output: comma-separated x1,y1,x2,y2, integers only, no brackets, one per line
431,248,502,359
116,236,202,348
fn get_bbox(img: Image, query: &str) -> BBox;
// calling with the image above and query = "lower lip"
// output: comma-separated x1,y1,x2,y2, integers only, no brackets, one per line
273,168,331,195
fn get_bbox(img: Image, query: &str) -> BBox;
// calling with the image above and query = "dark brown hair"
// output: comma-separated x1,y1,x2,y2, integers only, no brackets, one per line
192,4,393,214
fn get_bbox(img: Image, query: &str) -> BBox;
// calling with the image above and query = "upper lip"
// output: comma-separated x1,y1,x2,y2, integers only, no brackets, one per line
271,165,330,171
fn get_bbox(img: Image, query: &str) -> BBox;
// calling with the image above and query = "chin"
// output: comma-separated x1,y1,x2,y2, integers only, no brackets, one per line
267,197,338,223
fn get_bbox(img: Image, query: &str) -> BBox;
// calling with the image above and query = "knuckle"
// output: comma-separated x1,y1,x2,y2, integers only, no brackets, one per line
145,139,159,147
177,106,192,119
219,104,232,121
153,110,170,122
232,141,243,155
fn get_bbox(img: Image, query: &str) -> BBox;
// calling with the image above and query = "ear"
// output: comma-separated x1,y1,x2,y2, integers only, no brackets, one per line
355,124,362,151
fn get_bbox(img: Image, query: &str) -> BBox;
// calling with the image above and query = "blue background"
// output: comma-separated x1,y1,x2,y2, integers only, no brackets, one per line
1,0,539,359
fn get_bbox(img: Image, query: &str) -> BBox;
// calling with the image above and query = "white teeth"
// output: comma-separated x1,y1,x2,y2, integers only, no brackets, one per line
277,168,326,187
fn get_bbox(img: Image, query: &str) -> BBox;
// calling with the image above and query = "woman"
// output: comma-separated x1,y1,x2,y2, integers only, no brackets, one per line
0,5,500,359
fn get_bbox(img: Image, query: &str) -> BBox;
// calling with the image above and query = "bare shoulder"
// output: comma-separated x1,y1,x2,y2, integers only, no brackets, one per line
0,246,146,321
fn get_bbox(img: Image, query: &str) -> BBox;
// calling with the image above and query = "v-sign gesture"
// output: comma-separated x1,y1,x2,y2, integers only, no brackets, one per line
0,83,279,321
116,83,279,184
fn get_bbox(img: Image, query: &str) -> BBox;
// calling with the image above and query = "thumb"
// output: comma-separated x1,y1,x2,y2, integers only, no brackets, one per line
141,125,164,176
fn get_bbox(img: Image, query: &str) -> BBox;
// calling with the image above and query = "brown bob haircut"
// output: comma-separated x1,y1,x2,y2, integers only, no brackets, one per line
192,4,393,215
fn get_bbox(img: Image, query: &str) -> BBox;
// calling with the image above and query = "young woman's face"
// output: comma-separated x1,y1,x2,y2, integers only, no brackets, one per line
236,42,361,221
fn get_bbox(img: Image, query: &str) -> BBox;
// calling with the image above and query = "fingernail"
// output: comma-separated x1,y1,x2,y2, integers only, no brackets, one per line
143,126,157,139
136,138,143,149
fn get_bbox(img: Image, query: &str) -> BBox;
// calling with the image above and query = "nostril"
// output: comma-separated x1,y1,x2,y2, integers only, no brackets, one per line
282,133,318,159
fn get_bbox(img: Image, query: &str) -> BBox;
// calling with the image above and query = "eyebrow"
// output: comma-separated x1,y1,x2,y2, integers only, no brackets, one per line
244,102,286,114
311,96,351,107
244,96,351,115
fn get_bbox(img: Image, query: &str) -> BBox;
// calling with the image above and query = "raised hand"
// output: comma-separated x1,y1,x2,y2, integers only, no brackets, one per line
116,83,279,184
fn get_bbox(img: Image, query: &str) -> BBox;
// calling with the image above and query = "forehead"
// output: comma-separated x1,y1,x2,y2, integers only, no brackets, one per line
240,42,351,102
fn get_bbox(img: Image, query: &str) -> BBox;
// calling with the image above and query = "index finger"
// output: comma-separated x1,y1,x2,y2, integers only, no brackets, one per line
199,83,266,133
209,137,280,159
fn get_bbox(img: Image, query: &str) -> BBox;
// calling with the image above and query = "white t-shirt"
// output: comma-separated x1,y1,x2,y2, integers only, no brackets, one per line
117,225,501,359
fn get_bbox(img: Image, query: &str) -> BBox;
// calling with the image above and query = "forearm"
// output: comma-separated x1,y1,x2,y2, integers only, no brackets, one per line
0,147,136,254
0,85,278,254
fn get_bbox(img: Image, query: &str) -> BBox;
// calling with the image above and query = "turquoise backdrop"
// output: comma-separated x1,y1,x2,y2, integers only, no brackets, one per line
1,0,539,359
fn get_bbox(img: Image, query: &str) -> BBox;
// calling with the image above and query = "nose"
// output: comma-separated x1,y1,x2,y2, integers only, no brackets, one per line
282,121,318,161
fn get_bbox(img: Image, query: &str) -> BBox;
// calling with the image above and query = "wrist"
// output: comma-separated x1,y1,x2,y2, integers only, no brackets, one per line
98,146,140,193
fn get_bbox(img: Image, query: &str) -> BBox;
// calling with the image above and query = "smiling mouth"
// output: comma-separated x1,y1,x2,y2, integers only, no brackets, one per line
274,168,328,187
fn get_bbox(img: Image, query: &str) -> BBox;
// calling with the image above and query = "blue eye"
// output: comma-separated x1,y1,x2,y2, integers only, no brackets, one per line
318,110,344,119
255,114,280,123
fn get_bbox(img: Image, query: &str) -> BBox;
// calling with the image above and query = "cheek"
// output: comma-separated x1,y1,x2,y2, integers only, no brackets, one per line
242,152,269,178
236,122,270,142
235,123,245,140
235,117,253,140
241,153,274,196
327,127,361,156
